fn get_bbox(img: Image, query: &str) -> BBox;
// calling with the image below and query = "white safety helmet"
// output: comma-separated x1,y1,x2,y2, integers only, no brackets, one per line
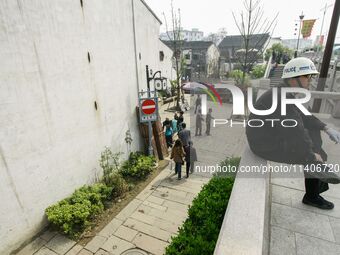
281,57,319,79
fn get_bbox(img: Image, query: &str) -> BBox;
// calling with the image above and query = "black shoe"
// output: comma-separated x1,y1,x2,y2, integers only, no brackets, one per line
302,194,334,210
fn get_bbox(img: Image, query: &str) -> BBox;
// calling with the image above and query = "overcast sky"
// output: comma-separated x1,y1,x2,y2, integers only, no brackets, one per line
144,0,340,43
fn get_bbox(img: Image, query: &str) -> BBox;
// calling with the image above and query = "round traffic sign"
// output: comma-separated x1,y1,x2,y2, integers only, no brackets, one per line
141,99,156,115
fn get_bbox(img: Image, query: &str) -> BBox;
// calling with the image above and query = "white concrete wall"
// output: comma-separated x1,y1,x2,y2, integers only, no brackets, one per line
0,0,165,254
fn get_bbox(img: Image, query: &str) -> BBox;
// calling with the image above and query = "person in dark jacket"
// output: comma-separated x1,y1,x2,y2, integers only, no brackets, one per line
177,111,184,131
184,141,198,177
194,94,202,114
206,108,214,135
246,57,340,210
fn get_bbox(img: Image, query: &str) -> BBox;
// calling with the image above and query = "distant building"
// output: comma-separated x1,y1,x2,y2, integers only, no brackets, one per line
203,28,228,46
282,38,313,51
218,33,270,73
162,40,220,79
160,28,204,41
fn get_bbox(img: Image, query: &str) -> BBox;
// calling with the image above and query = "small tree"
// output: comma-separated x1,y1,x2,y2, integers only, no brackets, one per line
264,43,293,63
163,0,183,109
232,0,278,88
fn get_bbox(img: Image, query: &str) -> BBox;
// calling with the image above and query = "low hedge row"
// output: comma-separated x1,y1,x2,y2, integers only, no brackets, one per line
45,149,155,237
165,176,234,255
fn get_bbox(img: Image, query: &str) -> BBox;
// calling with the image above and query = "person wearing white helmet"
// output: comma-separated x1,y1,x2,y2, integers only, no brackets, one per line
247,57,340,210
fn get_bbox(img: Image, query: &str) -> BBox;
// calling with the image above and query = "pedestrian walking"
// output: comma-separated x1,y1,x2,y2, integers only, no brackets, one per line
178,122,191,147
184,141,198,177
170,139,186,180
177,111,184,131
206,108,214,135
247,57,340,210
165,124,173,148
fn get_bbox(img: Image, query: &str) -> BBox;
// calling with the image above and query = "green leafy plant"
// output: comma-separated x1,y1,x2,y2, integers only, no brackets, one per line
251,65,266,79
99,147,128,196
165,176,235,255
230,69,251,87
120,152,156,179
45,183,112,237
214,156,241,178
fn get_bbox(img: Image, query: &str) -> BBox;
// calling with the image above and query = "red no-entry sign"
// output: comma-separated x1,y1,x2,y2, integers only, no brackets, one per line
141,99,156,115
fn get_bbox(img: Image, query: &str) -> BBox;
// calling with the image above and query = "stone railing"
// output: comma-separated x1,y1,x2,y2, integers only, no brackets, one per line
214,143,270,255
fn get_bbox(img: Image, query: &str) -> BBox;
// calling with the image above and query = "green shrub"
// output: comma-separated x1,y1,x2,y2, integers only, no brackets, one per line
214,156,241,178
45,183,112,237
230,69,250,87
120,152,156,179
251,65,266,78
165,176,234,255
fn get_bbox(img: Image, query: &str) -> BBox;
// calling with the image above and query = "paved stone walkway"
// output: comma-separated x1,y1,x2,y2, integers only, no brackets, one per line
17,167,211,255
270,116,340,255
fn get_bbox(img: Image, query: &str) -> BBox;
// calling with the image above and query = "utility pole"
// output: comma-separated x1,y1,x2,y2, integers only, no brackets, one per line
316,3,333,62
312,0,340,113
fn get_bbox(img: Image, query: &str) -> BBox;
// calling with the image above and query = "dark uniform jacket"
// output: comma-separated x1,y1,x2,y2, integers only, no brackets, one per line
246,87,326,164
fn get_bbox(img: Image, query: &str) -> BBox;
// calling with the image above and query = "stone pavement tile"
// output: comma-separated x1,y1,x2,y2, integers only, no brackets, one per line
160,181,201,194
98,218,123,238
155,186,188,199
291,193,340,219
123,218,172,242
116,199,142,221
271,203,335,242
101,235,134,255
270,177,305,191
149,207,187,223
65,244,83,255
84,236,107,253
77,249,93,255
40,230,58,242
34,247,59,255
17,237,47,255
135,188,153,201
114,225,138,242
163,200,189,213
152,189,192,206
146,195,165,205
296,233,340,255
94,249,109,255
132,233,168,255
270,226,296,255
142,200,167,211
45,234,76,255
135,204,152,215
131,211,180,234
329,217,340,244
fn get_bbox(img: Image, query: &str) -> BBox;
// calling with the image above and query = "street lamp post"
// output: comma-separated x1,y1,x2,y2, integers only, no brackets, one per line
295,12,304,58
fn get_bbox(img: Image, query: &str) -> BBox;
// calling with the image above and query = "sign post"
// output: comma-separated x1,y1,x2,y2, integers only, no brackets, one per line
138,91,158,156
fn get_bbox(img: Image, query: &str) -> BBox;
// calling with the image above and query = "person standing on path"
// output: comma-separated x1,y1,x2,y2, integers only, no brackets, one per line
178,123,191,147
171,139,186,180
194,94,202,114
195,109,204,136
184,141,198,177
177,111,184,131
206,108,214,135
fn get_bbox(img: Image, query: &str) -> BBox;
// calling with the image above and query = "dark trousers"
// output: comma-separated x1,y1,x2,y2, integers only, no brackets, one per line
251,129,328,199
175,162,182,179
206,123,211,135
165,135,173,148
195,125,202,136
186,162,190,177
